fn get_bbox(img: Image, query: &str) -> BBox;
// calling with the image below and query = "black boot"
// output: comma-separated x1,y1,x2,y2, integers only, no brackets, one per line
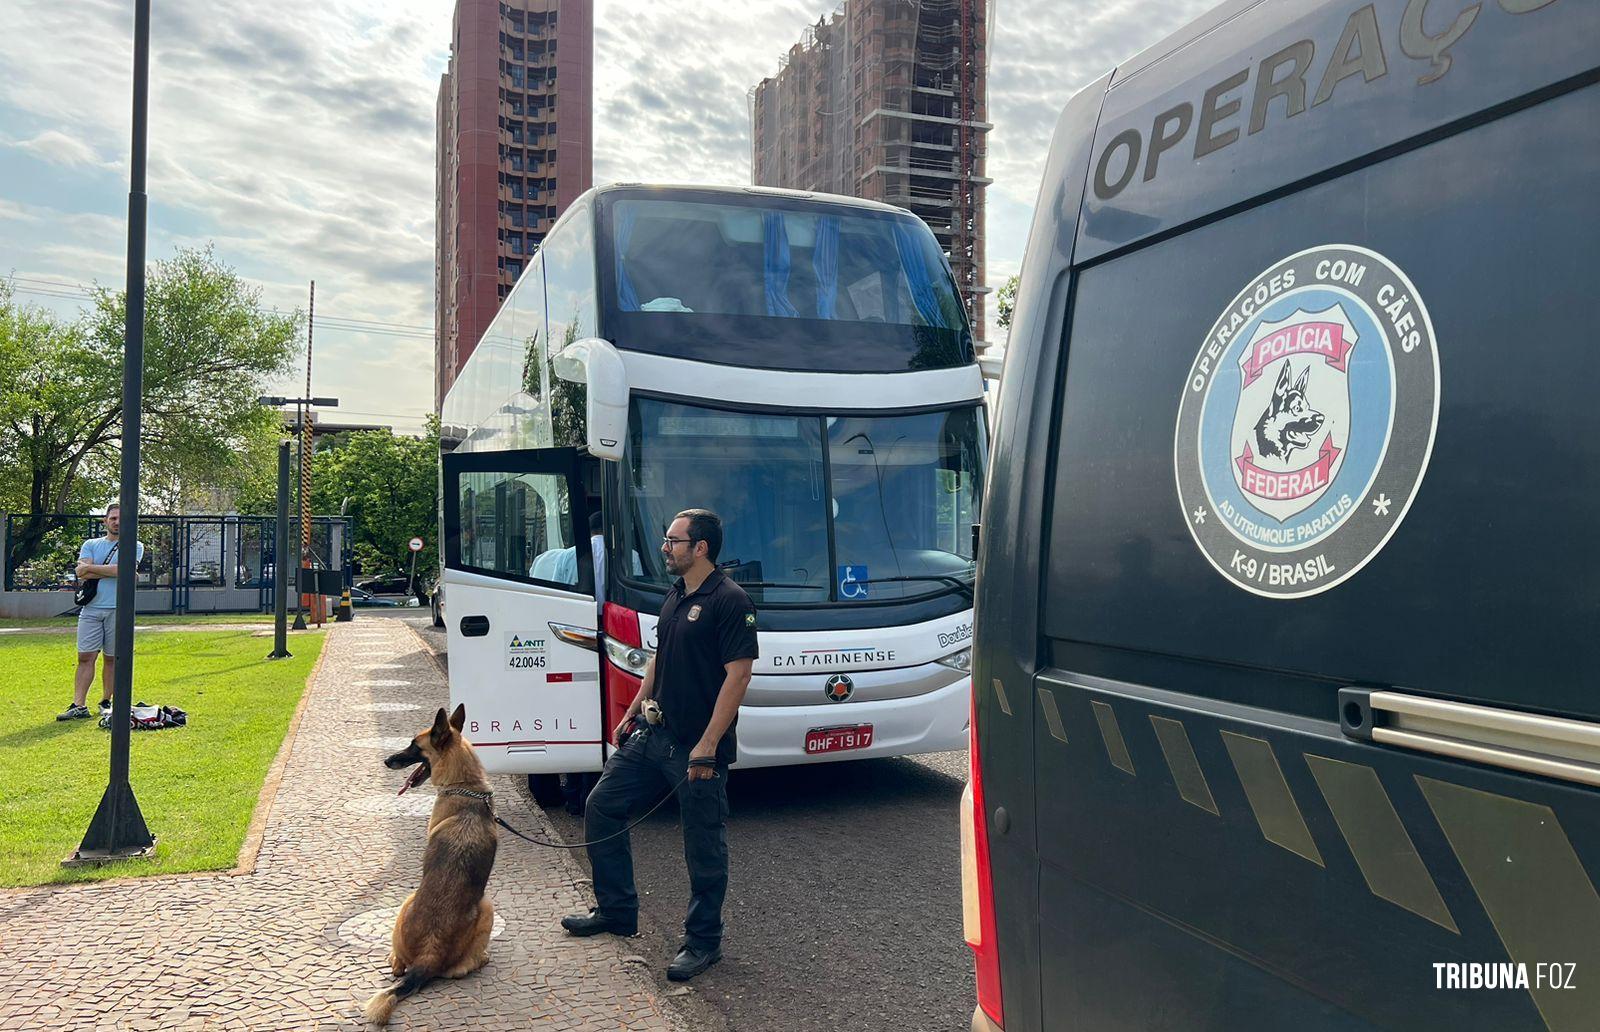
560,909,637,937
667,943,722,981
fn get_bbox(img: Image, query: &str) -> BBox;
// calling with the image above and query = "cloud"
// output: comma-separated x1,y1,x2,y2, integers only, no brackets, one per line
0,198,42,223
1,0,1215,419
10,129,103,169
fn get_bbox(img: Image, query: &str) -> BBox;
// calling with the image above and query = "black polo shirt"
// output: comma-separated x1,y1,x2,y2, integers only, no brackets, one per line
655,568,759,765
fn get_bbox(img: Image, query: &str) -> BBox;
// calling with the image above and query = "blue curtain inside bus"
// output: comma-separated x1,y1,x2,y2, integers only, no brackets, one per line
615,206,640,312
892,222,945,328
763,212,799,318
812,215,839,319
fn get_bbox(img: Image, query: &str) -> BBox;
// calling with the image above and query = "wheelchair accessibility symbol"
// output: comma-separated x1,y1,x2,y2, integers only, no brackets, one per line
838,565,869,600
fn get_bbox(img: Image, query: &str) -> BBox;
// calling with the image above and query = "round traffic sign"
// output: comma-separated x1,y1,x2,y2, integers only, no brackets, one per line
409,537,424,552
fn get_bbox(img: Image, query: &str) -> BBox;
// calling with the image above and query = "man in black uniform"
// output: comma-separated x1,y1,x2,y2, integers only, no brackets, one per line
561,508,758,981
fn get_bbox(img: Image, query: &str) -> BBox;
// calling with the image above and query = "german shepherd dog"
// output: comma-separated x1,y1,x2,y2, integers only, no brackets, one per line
364,704,498,1025
1254,361,1326,462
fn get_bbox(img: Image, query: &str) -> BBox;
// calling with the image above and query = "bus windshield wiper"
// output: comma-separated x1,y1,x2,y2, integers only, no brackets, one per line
851,574,974,600
737,580,820,589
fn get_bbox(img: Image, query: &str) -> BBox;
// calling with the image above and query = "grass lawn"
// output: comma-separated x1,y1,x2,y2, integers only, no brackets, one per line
1,612,276,629
0,628,325,887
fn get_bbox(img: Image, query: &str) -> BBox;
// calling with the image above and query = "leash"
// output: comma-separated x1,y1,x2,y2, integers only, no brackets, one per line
441,720,723,850
444,777,693,850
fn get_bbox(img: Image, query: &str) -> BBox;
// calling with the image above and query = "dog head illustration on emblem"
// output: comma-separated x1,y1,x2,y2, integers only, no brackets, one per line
1228,303,1355,525
1254,361,1326,462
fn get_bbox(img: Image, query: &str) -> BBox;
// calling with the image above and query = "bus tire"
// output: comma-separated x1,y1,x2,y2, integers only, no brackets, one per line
431,592,444,628
528,773,563,807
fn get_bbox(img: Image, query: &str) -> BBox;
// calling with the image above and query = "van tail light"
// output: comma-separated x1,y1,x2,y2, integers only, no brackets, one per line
602,603,645,736
961,689,1004,1026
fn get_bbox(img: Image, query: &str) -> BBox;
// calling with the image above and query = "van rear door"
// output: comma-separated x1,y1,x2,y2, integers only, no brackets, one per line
442,447,604,776
1031,52,1599,1032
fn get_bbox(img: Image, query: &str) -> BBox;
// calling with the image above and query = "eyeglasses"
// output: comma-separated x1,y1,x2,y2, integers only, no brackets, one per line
661,536,692,549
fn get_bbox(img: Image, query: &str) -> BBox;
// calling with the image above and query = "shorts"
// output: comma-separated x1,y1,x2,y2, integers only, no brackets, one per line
76,607,119,657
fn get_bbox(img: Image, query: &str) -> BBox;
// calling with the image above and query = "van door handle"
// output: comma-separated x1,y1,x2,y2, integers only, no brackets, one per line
460,615,490,637
1340,687,1600,788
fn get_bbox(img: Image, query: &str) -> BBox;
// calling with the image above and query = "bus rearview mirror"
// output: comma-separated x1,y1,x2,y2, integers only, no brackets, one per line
552,337,628,462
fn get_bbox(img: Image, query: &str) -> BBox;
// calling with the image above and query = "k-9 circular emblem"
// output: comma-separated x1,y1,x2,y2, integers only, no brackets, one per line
1174,244,1439,598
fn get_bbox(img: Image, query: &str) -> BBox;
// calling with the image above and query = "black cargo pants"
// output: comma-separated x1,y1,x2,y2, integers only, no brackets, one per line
584,725,730,951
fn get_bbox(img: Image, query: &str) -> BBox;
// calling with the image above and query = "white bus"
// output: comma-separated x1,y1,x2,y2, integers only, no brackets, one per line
438,184,985,799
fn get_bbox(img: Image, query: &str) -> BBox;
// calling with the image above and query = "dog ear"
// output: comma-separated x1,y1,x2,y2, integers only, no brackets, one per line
1294,364,1310,394
430,706,451,746
1273,361,1293,397
450,703,466,732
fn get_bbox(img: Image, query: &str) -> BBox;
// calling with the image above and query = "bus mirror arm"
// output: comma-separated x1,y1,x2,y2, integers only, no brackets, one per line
553,337,629,462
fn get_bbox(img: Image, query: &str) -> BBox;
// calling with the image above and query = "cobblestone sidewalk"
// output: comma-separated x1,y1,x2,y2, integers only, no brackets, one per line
0,618,683,1031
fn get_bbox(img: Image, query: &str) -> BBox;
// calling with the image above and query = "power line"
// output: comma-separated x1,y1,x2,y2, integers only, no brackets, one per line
5,274,437,337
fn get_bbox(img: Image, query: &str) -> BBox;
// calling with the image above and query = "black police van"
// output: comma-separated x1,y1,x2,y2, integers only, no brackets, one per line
964,1,1598,1029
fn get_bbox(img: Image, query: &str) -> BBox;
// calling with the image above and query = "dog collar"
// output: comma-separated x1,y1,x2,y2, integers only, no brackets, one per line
440,787,494,806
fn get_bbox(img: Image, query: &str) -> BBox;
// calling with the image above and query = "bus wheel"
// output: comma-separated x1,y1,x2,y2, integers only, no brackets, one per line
528,773,564,807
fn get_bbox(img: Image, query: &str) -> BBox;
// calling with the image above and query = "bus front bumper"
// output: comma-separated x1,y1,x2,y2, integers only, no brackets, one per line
733,674,971,769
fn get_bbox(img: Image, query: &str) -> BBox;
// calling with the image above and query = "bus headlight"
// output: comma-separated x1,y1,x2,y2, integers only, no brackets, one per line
605,636,652,675
936,647,972,673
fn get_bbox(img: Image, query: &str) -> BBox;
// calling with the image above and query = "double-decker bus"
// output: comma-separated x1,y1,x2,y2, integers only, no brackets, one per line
438,184,986,796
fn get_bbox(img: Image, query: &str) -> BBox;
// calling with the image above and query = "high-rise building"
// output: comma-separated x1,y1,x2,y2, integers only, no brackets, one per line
436,0,593,410
751,0,991,341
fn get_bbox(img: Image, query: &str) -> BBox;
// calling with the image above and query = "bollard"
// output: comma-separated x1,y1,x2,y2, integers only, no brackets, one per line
336,586,353,622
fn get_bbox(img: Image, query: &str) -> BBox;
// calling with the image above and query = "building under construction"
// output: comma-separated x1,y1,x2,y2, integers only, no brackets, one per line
751,0,992,341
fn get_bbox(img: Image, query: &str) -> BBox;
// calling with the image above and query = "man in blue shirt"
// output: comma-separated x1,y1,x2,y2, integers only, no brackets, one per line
57,504,146,721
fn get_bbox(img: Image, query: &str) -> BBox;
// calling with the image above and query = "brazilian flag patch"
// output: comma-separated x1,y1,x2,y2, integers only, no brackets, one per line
745,613,756,627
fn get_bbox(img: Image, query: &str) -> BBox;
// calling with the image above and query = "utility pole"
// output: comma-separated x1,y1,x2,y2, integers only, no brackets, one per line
259,393,338,637
70,0,154,865
294,281,315,630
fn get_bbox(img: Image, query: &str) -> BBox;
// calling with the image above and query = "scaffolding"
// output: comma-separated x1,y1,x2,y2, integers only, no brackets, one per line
750,0,992,343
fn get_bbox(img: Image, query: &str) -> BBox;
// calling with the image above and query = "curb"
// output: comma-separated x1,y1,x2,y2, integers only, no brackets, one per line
232,627,333,876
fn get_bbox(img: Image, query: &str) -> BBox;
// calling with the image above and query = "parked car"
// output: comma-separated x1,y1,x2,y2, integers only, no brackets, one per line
355,573,411,595
349,587,400,608
430,582,445,628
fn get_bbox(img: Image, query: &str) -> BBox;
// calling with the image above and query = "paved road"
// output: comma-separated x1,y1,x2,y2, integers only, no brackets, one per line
411,615,977,1032
545,749,974,1032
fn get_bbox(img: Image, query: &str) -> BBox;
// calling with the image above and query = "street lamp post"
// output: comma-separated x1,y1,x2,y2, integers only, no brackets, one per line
70,0,155,865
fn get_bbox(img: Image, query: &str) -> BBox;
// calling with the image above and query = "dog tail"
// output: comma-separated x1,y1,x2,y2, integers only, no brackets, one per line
363,964,435,1026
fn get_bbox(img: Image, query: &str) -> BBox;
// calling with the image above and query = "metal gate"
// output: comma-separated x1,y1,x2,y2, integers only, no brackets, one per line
3,512,352,615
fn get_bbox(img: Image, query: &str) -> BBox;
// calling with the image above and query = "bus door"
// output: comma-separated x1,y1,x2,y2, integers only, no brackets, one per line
442,447,604,776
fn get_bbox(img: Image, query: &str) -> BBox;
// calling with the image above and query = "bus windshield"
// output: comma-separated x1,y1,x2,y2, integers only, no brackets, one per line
600,191,973,372
619,398,984,604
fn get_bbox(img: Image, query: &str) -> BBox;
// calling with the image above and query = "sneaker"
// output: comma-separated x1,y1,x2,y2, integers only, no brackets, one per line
99,699,112,714
56,703,91,721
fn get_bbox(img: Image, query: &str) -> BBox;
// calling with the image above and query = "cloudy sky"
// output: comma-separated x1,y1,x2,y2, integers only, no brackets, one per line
0,0,1209,434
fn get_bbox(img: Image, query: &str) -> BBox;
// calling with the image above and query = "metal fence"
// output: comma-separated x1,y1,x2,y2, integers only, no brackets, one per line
3,513,352,614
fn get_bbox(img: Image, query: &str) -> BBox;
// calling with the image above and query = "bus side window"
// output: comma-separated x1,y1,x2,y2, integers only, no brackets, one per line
543,208,596,451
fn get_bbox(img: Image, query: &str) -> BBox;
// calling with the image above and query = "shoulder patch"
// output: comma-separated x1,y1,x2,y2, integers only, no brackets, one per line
745,612,756,627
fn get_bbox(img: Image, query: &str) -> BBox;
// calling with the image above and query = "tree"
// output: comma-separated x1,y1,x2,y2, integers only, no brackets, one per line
1,247,301,568
996,274,1020,330
307,418,441,589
